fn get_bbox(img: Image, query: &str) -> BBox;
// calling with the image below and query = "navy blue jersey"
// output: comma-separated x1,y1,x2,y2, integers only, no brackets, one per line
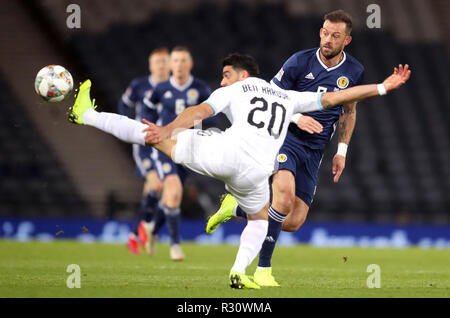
143,76,212,126
119,75,161,178
272,48,364,150
118,75,158,123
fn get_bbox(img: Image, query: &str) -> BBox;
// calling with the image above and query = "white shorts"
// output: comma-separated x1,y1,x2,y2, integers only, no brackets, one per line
173,129,270,214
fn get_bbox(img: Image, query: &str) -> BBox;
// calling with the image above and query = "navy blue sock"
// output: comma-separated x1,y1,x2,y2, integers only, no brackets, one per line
164,206,181,245
258,206,286,268
152,202,166,235
134,190,160,234
235,205,247,219
143,190,160,222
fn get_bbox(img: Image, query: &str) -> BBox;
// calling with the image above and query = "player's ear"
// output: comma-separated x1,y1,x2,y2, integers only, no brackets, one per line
240,70,250,80
344,35,352,46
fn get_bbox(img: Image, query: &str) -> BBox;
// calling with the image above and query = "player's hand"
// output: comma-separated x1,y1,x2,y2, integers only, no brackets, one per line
296,115,323,134
383,64,411,92
332,154,345,183
142,119,167,144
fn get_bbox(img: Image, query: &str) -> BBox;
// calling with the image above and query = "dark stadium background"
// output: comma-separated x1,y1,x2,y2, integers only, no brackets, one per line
0,0,448,231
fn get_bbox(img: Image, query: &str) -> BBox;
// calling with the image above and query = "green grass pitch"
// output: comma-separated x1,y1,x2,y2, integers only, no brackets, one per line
0,240,449,298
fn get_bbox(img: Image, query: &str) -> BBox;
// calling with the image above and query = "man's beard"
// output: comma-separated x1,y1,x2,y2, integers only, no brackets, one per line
320,44,342,60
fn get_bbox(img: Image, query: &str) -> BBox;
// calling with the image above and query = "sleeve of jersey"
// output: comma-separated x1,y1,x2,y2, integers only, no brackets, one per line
123,80,141,106
356,68,365,85
270,54,299,89
200,84,212,102
292,91,324,114
141,105,158,123
203,86,232,115
118,84,136,116
143,88,159,110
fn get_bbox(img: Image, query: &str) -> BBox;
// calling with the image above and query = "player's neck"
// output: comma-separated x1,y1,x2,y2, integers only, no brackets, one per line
173,74,191,86
319,51,344,68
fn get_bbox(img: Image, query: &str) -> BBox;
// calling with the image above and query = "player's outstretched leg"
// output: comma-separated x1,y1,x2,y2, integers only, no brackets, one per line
67,80,150,148
206,194,238,234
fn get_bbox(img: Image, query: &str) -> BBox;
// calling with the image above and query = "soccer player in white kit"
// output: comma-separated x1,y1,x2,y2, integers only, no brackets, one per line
68,54,410,289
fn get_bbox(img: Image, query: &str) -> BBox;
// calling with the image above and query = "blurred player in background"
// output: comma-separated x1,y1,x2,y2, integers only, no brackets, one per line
68,54,410,288
119,48,171,255
142,46,213,260
206,10,365,286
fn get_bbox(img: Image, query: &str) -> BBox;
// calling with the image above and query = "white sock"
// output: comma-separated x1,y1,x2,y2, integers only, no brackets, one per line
231,219,268,274
83,109,147,146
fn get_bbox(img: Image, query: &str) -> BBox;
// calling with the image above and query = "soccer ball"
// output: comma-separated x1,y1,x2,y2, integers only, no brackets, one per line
35,65,74,102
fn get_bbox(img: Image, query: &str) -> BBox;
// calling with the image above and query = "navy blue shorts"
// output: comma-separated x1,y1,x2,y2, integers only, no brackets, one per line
133,144,156,179
154,151,189,183
275,133,324,206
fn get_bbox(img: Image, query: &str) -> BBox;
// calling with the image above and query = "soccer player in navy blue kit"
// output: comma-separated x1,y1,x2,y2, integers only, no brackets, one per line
143,46,212,260
119,48,171,255
206,10,364,286
256,10,363,285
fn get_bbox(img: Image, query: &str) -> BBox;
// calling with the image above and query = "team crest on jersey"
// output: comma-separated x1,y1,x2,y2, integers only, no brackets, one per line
163,91,173,99
277,154,288,163
336,76,349,89
186,89,199,105
162,163,172,173
275,68,284,81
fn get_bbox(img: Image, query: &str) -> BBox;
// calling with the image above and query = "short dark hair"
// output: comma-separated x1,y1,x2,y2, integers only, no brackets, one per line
324,10,353,34
149,47,169,57
171,45,191,55
222,53,260,77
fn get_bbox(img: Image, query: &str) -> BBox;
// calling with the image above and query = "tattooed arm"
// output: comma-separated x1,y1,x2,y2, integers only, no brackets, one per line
332,102,357,183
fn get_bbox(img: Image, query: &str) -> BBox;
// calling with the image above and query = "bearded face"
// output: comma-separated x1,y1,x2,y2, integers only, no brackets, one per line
319,20,350,60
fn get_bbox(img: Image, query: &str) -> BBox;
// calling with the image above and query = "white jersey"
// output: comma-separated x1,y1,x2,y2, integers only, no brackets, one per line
204,77,323,173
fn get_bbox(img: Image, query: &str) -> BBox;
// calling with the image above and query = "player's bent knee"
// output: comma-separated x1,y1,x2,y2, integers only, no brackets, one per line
282,200,309,232
272,186,295,214
272,171,296,214
282,219,302,232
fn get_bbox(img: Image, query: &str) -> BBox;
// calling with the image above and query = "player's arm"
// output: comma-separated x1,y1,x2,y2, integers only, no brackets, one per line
144,85,232,144
143,103,214,144
320,64,411,108
332,102,356,183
